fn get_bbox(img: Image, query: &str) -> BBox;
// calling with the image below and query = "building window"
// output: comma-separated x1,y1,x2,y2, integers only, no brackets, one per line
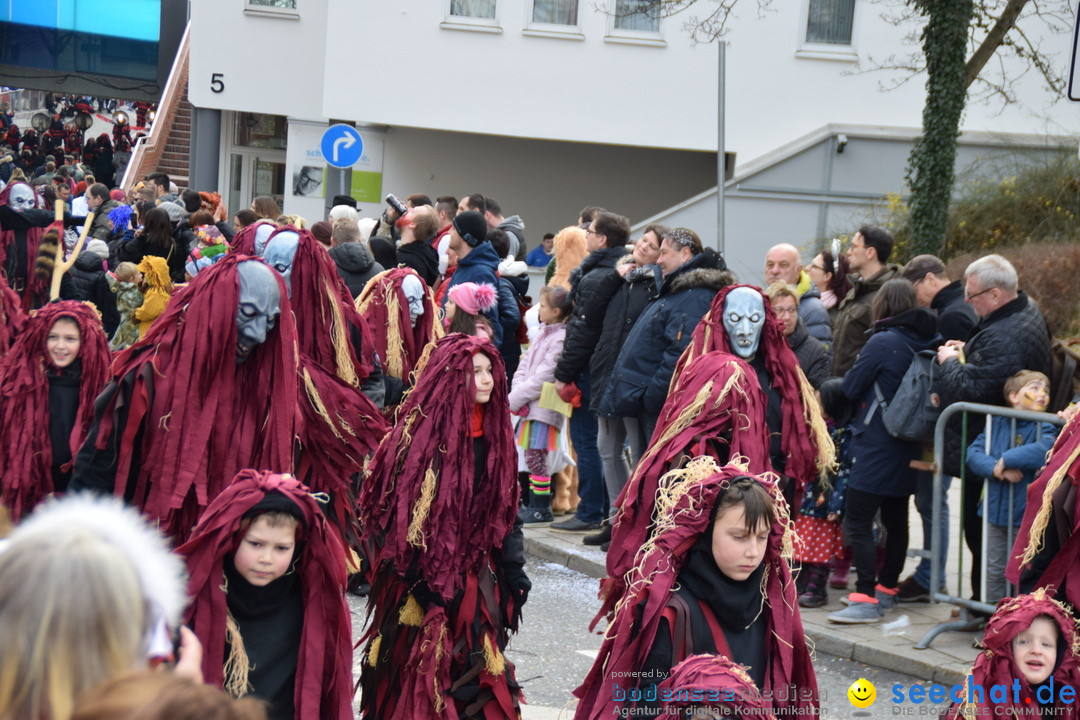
532,0,578,25
450,0,496,18
805,0,854,45
614,0,660,32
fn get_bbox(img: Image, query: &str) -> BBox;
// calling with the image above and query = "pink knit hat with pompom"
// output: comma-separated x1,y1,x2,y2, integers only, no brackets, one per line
448,282,497,315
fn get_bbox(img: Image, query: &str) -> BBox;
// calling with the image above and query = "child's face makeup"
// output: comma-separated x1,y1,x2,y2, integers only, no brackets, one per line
232,516,296,587
710,506,768,581
1012,616,1058,686
537,295,559,326
1010,380,1050,413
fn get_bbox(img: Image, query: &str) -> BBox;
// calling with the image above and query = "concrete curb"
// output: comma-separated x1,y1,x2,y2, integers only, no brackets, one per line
524,526,978,684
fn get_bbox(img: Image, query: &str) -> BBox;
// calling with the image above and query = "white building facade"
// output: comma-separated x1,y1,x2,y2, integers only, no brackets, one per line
187,0,1079,278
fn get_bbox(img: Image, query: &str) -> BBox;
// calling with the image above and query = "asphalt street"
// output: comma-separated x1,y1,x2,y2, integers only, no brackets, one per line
349,555,953,718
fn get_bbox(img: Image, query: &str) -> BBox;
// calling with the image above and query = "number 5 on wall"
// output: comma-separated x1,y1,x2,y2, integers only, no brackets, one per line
211,73,224,93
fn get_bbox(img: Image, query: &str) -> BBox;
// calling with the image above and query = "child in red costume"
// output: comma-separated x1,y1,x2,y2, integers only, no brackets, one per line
358,333,529,720
0,301,110,520
948,589,1080,719
179,470,353,720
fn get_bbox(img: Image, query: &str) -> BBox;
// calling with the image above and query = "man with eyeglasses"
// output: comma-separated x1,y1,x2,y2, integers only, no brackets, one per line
550,210,631,533
893,254,977,604
935,253,1052,603
763,243,831,345
830,226,902,377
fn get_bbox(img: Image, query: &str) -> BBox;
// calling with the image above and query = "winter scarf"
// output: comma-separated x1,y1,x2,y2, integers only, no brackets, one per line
0,301,110,520
574,457,817,719
179,470,353,720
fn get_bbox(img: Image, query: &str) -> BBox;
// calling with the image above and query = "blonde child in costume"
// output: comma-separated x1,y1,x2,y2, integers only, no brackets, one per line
949,590,1080,719
133,255,172,338
509,285,572,523
108,261,144,350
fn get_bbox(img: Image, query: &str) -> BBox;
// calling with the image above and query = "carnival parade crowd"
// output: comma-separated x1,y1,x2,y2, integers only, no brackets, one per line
0,129,1079,719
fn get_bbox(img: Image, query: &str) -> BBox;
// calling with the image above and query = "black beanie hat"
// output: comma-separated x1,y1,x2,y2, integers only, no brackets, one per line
453,210,488,248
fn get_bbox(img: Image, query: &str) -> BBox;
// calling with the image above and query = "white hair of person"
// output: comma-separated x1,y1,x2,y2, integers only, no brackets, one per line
964,253,1018,294
328,204,358,224
0,494,187,720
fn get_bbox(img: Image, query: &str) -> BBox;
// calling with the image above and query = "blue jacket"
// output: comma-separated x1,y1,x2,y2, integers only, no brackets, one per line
443,241,503,344
967,418,1057,527
842,307,940,497
598,254,733,418
798,279,832,345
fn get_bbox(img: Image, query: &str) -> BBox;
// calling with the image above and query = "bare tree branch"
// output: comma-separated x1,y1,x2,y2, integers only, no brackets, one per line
964,0,1031,88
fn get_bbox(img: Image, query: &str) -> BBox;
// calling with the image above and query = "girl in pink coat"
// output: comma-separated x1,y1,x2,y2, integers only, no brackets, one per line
509,285,571,523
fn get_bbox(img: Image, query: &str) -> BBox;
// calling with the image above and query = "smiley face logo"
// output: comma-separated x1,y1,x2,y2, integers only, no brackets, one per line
847,678,876,708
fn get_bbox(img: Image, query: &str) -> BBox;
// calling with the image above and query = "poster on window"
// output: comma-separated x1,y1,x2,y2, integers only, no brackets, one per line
284,119,385,220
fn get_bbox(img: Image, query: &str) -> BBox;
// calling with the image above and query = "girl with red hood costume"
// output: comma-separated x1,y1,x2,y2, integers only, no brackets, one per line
179,470,353,720
574,457,818,719
68,255,300,540
0,300,110,520
358,333,530,720
948,589,1080,719
674,283,834,510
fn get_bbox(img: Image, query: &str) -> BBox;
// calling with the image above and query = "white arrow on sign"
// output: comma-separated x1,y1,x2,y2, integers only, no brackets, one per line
332,133,357,164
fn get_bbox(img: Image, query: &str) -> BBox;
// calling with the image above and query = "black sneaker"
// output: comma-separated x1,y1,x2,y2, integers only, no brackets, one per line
600,541,610,551
518,506,554,524
583,525,612,546
550,516,602,532
896,575,930,603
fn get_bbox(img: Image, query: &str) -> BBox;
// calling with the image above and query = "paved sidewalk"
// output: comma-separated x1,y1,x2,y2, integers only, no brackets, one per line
524,522,980,685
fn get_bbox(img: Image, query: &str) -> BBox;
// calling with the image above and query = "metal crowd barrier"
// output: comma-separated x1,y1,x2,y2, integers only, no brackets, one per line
915,402,1064,650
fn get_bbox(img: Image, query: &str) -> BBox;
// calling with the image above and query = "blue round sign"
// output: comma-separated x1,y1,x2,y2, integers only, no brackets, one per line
321,124,364,168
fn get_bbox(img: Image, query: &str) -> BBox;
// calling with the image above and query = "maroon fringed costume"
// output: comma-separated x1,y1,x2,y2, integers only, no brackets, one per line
358,333,528,720
0,182,55,309
355,266,443,386
674,283,833,507
0,301,110,520
600,351,771,623
1007,409,1080,606
0,272,27,351
69,255,300,539
258,225,390,536
574,458,817,719
948,589,1080,719
179,470,353,720
657,654,776,719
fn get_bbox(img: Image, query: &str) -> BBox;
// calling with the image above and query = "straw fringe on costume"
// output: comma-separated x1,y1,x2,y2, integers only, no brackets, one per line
355,267,443,388
574,457,816,720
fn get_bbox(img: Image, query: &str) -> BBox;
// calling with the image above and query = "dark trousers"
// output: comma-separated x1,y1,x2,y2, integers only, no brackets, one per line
568,371,607,522
843,487,909,597
962,478,984,600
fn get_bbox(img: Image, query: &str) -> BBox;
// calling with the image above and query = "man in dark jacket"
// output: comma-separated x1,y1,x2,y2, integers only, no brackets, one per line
897,254,978,601
443,211,504,344
600,228,732,454
63,247,119,336
328,220,383,299
395,205,440,287
85,183,119,241
831,226,902,376
936,253,1052,601
764,282,830,389
551,211,630,532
